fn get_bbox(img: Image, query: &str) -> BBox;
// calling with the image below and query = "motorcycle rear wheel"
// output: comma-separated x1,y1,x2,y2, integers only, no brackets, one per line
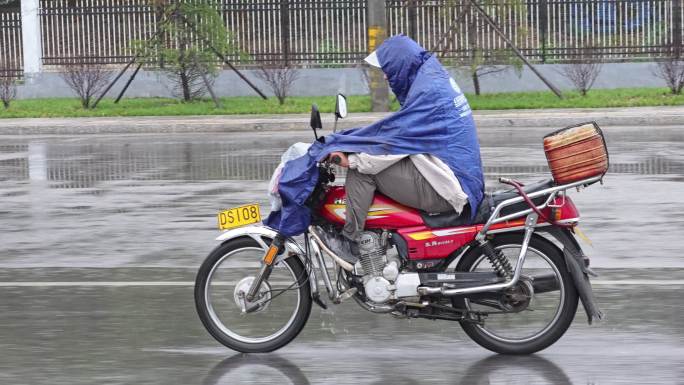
453,234,578,355
195,237,312,353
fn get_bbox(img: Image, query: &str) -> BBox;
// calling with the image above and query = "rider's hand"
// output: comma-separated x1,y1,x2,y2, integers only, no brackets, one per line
328,152,349,168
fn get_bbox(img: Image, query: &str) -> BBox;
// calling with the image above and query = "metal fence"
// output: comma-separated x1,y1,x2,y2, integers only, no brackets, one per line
388,0,539,61
388,0,682,63
38,0,368,66
0,7,22,77
222,0,368,65
40,0,159,65
2,0,684,75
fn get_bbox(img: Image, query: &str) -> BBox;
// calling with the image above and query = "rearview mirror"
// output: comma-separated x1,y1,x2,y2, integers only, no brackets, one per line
310,104,322,129
335,94,348,119
310,104,323,141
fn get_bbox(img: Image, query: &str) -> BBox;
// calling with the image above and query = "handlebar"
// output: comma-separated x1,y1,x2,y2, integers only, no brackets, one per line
499,177,513,185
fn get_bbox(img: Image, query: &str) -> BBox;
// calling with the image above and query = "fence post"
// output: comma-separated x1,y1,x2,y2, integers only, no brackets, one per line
407,0,418,40
674,0,682,57
281,0,290,65
367,0,389,112
20,0,42,78
539,0,548,63
156,4,165,69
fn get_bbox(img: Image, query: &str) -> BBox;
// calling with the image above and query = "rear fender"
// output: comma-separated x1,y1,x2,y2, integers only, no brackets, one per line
542,227,604,324
215,225,318,297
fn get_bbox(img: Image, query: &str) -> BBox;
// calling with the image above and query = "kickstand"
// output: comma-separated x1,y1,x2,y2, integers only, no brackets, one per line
312,293,328,310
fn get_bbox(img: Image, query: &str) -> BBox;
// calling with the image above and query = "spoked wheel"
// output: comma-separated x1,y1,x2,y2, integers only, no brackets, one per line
453,234,578,355
195,237,312,353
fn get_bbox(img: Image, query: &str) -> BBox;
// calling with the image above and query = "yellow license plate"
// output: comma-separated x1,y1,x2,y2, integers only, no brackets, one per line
217,204,261,230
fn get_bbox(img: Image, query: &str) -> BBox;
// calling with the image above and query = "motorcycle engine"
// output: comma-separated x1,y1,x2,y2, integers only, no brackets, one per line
357,231,399,304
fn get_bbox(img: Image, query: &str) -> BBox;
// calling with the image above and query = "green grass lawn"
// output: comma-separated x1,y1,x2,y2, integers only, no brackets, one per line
1,88,683,119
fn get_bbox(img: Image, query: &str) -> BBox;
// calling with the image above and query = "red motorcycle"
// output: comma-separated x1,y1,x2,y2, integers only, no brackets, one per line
195,98,607,355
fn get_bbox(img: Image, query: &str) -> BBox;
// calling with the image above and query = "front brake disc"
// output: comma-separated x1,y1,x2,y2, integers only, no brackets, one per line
233,276,272,314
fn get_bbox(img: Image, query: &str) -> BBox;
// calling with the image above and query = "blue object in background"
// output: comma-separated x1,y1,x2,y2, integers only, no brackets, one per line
576,0,655,33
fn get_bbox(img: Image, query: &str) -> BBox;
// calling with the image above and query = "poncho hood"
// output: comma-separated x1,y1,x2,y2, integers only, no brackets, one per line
265,36,484,237
376,35,431,105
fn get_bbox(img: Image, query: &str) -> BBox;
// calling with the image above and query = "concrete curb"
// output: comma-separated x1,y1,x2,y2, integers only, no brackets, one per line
1,106,682,135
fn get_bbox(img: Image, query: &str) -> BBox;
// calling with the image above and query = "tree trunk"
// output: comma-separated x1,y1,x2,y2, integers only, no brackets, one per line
472,71,481,96
467,16,480,96
178,33,191,102
180,67,191,101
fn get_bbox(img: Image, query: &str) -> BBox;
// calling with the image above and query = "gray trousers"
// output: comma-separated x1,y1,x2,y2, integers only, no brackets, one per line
342,158,453,240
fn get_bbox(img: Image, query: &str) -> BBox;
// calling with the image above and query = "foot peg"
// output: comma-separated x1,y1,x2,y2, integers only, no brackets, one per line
333,288,358,304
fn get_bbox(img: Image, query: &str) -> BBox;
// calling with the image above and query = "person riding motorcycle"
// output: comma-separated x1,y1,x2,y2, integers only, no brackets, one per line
198,35,607,355
265,35,484,262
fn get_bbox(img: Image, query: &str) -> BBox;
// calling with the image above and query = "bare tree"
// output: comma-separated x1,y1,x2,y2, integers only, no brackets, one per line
653,57,684,95
164,50,216,101
0,65,17,109
469,61,518,96
449,49,522,96
255,65,299,105
453,1,524,95
559,48,602,96
60,62,113,108
136,1,232,102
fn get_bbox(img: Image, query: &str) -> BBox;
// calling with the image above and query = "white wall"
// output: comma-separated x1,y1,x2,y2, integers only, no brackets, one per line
16,62,668,99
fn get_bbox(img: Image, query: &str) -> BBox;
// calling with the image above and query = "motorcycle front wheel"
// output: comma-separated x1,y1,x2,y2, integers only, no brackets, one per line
195,237,312,353
453,234,579,355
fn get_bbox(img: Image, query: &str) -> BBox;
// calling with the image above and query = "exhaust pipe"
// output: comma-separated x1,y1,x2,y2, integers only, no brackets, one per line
309,229,355,272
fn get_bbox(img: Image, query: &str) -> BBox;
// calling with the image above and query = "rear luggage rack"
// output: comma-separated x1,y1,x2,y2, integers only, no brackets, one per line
477,174,602,240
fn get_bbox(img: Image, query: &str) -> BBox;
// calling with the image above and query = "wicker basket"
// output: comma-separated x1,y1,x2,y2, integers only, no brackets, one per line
543,122,609,185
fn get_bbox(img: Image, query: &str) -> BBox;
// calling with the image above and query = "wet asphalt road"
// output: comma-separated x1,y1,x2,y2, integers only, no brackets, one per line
1,126,683,384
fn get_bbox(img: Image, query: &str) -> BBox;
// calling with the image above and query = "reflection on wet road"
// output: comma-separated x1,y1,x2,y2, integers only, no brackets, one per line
1,126,683,384
0,283,681,384
1,131,681,185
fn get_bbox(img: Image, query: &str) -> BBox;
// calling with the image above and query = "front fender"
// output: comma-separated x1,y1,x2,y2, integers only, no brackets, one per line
215,224,305,259
214,225,318,297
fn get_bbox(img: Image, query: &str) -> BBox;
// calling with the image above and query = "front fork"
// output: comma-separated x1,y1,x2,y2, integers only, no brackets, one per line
245,235,285,302
242,229,343,311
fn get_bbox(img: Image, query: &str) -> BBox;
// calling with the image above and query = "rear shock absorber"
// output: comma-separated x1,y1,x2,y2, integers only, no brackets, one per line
480,241,514,279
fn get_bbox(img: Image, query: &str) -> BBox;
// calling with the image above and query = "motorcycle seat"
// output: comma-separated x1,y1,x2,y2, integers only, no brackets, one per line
419,179,555,228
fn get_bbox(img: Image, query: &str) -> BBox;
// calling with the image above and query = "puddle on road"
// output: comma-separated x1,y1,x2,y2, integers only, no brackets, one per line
1,141,682,188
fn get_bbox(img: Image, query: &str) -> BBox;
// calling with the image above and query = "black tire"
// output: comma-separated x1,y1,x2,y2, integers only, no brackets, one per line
453,234,578,355
195,237,312,353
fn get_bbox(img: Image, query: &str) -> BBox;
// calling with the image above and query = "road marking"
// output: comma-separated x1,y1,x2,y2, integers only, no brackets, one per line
0,282,197,287
0,279,682,287
591,280,684,286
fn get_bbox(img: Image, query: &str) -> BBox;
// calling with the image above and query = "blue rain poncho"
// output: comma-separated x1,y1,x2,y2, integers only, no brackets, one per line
265,35,484,237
